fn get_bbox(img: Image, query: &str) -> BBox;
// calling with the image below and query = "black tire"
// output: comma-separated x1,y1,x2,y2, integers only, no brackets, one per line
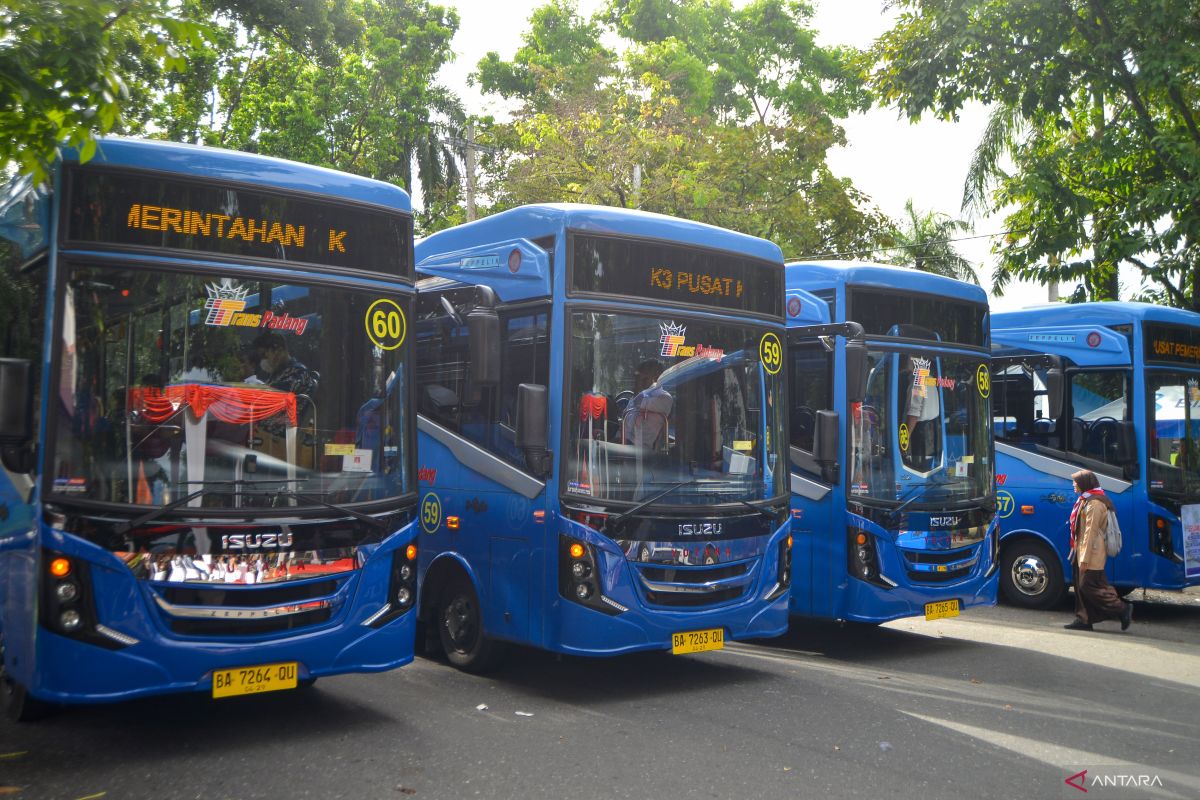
1,635,52,723
1000,540,1066,610
437,577,503,674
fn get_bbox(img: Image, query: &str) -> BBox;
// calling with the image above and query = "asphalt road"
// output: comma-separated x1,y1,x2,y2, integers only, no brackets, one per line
3,591,1199,800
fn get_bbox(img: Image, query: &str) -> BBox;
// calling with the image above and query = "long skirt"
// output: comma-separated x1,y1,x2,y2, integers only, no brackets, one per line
1074,567,1127,624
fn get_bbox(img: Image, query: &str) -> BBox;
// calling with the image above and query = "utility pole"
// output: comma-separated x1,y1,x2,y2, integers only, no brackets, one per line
442,121,499,222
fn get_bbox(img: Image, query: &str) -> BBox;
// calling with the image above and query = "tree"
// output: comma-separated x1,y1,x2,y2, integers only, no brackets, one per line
884,199,978,284
133,0,463,202
476,0,891,259
872,0,1200,308
0,0,207,181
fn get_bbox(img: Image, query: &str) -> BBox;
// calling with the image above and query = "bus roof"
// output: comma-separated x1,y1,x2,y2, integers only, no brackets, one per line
416,203,783,264
993,301,1200,331
66,137,411,212
785,260,987,305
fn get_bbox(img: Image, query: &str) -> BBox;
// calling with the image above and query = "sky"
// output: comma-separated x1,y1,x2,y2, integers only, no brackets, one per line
433,0,1099,312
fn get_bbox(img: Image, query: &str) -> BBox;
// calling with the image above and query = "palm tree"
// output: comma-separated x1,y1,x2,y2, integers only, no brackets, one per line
886,199,979,285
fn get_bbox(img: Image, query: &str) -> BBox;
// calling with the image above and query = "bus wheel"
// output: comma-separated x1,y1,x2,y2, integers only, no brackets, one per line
437,577,503,674
1,636,51,722
1000,540,1065,610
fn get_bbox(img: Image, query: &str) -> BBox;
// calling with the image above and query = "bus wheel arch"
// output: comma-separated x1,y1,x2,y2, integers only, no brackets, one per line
999,535,1066,610
421,556,503,673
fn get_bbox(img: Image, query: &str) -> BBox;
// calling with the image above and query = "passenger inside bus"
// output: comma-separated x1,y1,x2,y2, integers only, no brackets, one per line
621,359,673,449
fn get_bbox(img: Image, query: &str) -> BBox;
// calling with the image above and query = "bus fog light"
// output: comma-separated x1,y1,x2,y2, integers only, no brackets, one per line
60,609,82,631
575,583,593,600
55,582,79,602
396,586,413,606
571,561,591,579
399,564,414,581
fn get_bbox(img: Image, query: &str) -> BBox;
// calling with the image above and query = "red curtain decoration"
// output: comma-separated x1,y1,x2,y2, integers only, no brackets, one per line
579,393,608,421
129,384,297,426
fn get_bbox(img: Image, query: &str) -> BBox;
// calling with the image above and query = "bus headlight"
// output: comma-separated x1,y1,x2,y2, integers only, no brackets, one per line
848,529,890,589
559,536,621,615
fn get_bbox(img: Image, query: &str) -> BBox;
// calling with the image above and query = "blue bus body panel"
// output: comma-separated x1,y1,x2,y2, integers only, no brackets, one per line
414,204,789,655
785,260,999,623
786,260,990,306
993,301,1200,593
80,137,411,211
0,137,419,705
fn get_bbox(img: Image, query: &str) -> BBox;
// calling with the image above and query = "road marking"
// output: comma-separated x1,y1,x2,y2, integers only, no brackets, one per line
900,711,1196,800
882,617,1200,689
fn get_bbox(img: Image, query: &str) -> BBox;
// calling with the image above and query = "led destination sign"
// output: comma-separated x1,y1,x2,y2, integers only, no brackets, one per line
65,167,412,278
1145,323,1200,366
569,234,783,317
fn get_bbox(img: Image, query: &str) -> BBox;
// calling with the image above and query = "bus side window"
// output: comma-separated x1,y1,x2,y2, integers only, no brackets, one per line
789,342,831,477
1067,370,1132,469
414,290,550,474
993,359,1061,451
0,255,46,451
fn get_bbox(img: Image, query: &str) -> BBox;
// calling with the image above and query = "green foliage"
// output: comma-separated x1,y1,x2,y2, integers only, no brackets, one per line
138,0,463,198
883,200,979,284
873,0,1200,308
0,0,209,182
477,0,889,260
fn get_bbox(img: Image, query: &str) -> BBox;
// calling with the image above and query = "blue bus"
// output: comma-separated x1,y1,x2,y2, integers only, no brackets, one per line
0,139,419,720
412,204,792,670
784,261,999,624
992,302,1200,607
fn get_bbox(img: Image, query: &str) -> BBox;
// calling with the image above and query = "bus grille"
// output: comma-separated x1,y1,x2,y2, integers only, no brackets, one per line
901,546,978,584
146,579,344,638
633,558,756,609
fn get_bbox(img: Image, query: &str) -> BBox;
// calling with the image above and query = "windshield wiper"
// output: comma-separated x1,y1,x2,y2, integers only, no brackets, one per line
603,478,700,532
251,488,392,533
113,488,213,536
884,484,956,526
734,497,780,521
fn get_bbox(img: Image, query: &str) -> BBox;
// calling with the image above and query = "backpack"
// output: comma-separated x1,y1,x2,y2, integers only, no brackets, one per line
1104,509,1123,555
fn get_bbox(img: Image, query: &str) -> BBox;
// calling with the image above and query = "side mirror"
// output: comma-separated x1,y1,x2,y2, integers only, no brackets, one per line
0,358,33,446
814,410,840,483
845,341,868,403
515,383,550,476
467,308,500,387
0,358,35,474
1044,358,1065,420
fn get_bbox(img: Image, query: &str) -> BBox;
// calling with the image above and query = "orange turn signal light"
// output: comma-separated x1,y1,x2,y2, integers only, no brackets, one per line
405,544,417,561
1021,505,1035,515
446,516,460,530
786,534,793,549
569,543,586,559
1156,518,1166,529
49,557,72,578
855,533,868,546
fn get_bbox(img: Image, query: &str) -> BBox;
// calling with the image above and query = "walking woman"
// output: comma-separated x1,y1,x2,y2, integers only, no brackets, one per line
1065,469,1133,631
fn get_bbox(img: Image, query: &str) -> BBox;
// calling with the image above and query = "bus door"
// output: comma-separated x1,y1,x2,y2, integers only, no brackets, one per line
787,330,844,617
414,287,551,642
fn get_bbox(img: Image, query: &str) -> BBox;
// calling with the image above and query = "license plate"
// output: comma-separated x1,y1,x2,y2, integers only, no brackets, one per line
671,628,725,655
924,599,960,621
212,662,299,699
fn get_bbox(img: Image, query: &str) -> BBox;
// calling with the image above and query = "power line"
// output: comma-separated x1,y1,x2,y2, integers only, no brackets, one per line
787,226,1032,262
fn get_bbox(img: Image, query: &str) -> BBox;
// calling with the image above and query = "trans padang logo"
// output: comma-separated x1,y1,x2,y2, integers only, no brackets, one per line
658,321,724,359
204,279,308,335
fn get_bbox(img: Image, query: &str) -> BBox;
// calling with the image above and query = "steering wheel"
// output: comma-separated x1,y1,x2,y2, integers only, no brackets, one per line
1086,416,1121,459
613,389,635,415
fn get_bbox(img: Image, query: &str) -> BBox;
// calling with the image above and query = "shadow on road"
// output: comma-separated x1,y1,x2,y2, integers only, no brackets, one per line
748,617,980,665
417,643,775,707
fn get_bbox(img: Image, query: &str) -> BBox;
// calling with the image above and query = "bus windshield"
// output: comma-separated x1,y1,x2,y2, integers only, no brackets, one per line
50,264,411,509
849,349,992,506
565,310,785,507
1147,370,1200,502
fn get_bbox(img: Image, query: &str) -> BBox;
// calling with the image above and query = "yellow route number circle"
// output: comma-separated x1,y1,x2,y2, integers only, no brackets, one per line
365,298,407,351
420,492,442,534
996,490,1015,519
898,422,910,452
976,364,991,399
759,332,783,375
